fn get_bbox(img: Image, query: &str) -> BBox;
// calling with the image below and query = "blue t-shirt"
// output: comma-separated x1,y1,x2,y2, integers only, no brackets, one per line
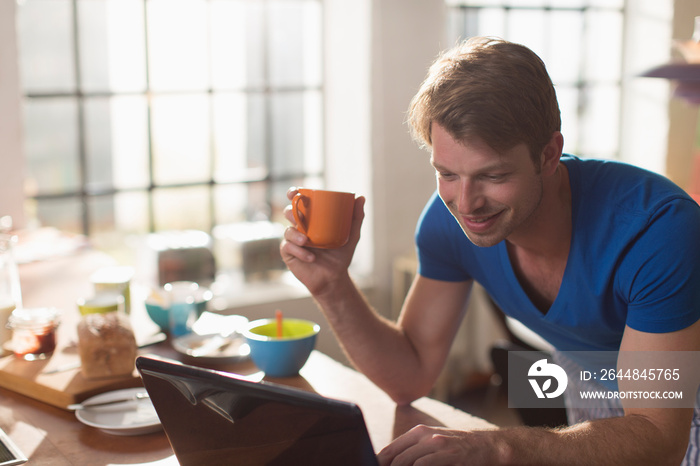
416,155,700,352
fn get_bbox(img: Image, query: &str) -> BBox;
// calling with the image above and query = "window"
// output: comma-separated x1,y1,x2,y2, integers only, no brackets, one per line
445,0,667,165
17,0,323,255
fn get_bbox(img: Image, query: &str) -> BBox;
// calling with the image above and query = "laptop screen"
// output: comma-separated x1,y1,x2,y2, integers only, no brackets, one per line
136,356,378,466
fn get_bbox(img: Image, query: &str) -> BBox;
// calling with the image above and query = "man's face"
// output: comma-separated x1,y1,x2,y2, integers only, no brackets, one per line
430,123,544,248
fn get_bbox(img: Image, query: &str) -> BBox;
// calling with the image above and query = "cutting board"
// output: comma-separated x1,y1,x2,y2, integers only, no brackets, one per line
0,249,161,409
0,349,143,409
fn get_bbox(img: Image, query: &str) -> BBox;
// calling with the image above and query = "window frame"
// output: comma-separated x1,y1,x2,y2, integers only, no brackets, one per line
19,0,325,239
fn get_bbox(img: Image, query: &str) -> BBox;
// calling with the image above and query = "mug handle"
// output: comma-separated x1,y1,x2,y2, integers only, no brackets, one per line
291,193,308,235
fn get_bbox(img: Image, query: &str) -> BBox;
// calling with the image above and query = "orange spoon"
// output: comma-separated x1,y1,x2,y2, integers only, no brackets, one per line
275,309,283,338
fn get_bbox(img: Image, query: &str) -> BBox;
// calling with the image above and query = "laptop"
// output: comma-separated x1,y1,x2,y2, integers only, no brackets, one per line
135,356,379,466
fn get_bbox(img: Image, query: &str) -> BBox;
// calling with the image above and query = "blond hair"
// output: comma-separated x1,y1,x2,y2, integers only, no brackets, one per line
408,37,561,161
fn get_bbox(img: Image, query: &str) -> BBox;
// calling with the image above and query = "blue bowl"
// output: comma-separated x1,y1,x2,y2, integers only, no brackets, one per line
144,300,209,332
243,318,320,377
144,283,211,332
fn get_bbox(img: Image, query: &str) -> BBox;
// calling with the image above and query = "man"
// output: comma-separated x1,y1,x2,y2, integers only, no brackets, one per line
281,37,700,465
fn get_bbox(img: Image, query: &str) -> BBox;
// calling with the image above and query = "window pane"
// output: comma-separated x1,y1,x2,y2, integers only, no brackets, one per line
147,0,209,91
475,8,505,38
23,97,80,196
556,86,580,155
548,0,587,7
153,186,211,231
579,85,620,159
547,11,584,85
89,191,150,264
584,10,623,82
214,182,269,225
110,96,150,189
447,7,507,42
88,195,118,236
210,0,265,90
588,0,623,7
84,97,113,192
506,10,547,59
268,0,322,88
89,191,150,237
270,91,323,177
505,0,546,7
214,184,247,225
213,93,267,183
446,0,503,6
17,0,76,93
113,191,150,233
245,93,268,174
27,196,82,234
302,91,323,173
77,0,147,93
84,96,150,192
151,95,211,185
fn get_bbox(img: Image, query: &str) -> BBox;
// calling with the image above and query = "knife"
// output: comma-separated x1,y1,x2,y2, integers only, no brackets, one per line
68,391,150,410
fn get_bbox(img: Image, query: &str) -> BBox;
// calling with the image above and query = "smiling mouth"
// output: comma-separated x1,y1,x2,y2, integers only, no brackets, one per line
466,214,497,223
461,210,503,231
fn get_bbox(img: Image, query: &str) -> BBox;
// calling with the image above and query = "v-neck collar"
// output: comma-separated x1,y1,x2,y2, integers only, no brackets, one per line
497,156,579,320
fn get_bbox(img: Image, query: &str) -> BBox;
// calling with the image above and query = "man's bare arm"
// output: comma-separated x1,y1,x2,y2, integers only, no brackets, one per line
378,319,700,465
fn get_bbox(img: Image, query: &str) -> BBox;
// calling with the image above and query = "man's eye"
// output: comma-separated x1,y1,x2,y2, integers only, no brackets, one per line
437,171,457,180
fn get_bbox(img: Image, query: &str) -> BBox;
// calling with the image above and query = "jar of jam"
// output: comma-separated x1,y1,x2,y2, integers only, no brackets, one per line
7,307,60,360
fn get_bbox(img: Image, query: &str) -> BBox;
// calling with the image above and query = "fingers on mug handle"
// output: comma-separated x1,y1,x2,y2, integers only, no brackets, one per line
291,192,307,235
286,187,300,200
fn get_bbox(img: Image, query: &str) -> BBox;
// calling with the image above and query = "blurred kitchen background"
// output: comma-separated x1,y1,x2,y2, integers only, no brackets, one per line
1,0,699,403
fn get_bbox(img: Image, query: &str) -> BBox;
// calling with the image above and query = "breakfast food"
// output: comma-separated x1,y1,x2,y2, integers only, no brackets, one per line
7,307,60,360
77,311,137,379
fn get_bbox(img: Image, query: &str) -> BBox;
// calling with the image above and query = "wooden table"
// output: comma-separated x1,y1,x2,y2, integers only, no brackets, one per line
0,350,495,465
0,249,495,465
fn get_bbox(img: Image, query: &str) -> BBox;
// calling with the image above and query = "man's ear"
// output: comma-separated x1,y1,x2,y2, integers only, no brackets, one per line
539,131,564,176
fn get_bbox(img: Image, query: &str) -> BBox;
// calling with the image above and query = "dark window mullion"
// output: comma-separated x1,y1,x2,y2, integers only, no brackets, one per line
143,0,156,232
262,0,274,221
206,0,216,231
71,0,89,236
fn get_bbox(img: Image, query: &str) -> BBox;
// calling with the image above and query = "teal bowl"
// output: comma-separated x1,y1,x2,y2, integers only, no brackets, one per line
144,283,211,332
243,318,320,377
144,300,209,332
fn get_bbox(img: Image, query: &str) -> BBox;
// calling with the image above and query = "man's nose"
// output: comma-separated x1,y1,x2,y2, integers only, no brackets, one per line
459,179,485,214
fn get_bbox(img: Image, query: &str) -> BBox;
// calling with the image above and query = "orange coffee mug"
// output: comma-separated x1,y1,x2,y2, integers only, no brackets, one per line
292,189,355,249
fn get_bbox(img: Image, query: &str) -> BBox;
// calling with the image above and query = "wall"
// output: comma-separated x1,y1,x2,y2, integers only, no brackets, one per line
666,0,700,189
0,0,25,227
368,0,446,315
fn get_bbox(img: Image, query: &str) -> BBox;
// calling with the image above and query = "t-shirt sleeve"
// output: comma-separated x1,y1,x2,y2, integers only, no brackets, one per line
619,197,700,333
415,192,472,282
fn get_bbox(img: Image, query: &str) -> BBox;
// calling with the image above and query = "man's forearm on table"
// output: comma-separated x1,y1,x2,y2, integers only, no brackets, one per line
492,414,689,466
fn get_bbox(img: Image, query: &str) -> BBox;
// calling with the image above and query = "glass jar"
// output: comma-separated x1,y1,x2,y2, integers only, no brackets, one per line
90,266,134,314
0,224,22,355
7,307,60,360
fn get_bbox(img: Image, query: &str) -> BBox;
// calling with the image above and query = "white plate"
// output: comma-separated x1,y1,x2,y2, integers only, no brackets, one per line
75,388,162,436
172,332,250,365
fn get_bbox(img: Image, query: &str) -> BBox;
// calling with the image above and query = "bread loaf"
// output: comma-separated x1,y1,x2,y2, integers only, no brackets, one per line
78,312,137,379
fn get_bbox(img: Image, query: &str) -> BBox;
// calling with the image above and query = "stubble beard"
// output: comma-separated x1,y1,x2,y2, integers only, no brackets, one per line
449,178,544,248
